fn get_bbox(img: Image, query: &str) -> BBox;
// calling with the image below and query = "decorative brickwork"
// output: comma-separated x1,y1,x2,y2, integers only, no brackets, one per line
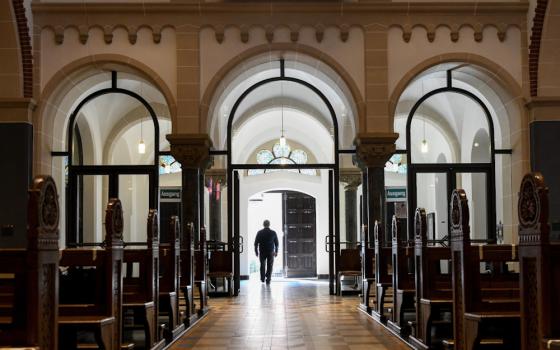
529,0,549,97
12,0,32,98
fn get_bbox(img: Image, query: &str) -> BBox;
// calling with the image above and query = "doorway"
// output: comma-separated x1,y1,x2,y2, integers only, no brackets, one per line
283,191,317,278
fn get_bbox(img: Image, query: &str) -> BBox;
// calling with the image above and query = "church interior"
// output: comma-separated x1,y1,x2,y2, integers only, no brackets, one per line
0,0,559,349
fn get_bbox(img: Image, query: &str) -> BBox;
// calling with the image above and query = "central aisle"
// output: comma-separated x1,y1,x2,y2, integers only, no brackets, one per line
170,278,410,349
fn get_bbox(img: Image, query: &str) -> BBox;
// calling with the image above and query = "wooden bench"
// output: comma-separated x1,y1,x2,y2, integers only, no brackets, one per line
449,189,520,350
337,248,362,296
517,172,560,350
159,215,185,342
0,176,59,350
122,209,165,350
194,226,208,315
409,208,453,350
388,216,416,337
207,250,234,297
360,248,376,312
179,223,196,326
58,198,125,350
373,220,393,323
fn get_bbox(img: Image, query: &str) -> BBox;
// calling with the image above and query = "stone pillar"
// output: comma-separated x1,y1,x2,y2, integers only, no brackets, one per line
167,134,212,320
0,98,35,248
206,169,226,242
355,133,398,244
340,170,362,248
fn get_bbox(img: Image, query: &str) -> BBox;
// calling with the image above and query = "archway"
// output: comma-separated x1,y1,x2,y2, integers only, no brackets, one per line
42,65,173,246
206,53,360,296
392,63,515,243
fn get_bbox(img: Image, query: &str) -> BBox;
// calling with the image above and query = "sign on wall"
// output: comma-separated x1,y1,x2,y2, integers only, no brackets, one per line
386,187,407,202
160,187,181,202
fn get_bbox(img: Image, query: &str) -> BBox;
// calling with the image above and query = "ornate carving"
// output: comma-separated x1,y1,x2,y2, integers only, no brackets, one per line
105,198,124,243
28,175,60,250
354,133,398,168
450,189,469,243
518,172,549,245
147,209,159,247
391,215,399,243
414,207,427,246
170,215,180,243
339,169,362,190
167,134,213,169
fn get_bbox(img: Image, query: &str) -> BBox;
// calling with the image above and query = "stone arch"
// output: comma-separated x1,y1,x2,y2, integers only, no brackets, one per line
199,43,365,136
34,54,177,174
388,53,525,127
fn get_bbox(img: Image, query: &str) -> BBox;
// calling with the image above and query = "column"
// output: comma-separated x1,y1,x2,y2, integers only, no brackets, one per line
354,133,398,247
206,169,226,242
167,134,212,321
340,170,362,248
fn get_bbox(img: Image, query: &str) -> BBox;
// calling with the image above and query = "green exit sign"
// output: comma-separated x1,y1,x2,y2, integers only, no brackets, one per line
386,187,406,201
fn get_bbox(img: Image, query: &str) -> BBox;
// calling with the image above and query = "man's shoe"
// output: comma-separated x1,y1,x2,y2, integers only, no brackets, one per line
266,280,271,285
261,279,265,283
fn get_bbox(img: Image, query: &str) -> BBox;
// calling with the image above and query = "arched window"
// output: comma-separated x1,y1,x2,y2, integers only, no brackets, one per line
247,142,316,176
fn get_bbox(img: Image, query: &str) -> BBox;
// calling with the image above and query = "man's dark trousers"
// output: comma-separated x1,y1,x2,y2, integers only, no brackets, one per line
259,252,274,282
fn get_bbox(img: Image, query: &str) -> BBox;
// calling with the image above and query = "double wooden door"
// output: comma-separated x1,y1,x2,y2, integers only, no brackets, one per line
283,191,316,278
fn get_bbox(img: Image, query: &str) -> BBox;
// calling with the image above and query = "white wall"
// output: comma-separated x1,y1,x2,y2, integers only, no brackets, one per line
239,170,331,277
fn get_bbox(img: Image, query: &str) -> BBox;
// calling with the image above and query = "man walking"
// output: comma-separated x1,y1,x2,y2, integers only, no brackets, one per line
254,220,279,284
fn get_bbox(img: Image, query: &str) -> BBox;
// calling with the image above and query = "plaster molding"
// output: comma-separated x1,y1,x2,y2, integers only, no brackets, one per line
33,2,527,46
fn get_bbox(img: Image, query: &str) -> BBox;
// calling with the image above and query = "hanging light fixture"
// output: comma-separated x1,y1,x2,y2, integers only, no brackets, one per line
138,118,146,154
421,117,429,154
279,81,287,148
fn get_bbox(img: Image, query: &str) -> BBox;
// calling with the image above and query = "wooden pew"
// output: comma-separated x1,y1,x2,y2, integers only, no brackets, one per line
359,224,376,313
374,220,393,323
409,207,453,350
159,215,185,342
179,223,196,326
388,215,416,337
337,248,362,296
207,250,234,297
449,189,520,350
58,198,125,350
0,175,59,350
194,226,208,315
122,209,165,350
518,172,560,350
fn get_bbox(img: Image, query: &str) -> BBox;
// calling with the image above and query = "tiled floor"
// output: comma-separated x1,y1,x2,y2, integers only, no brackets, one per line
170,277,410,349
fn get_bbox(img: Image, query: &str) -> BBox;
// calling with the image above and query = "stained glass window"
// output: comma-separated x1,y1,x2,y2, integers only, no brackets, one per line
249,142,316,176
160,155,182,175
385,154,407,174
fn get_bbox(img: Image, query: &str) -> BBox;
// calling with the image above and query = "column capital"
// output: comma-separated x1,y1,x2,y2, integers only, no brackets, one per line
340,169,362,190
205,169,227,185
166,133,213,169
354,132,398,168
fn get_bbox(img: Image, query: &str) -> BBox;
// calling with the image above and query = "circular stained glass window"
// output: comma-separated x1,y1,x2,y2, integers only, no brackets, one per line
249,142,316,176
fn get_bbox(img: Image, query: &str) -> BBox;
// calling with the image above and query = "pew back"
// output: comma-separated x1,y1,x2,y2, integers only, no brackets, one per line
0,176,59,350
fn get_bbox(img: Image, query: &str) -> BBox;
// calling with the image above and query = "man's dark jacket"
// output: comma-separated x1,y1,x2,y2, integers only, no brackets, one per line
254,228,279,255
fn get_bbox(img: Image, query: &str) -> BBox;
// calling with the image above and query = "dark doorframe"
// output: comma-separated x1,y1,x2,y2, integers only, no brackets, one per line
57,71,161,245
226,59,341,295
405,68,503,243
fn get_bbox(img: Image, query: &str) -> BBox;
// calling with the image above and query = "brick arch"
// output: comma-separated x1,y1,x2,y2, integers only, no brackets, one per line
529,0,549,97
199,43,365,135
12,0,32,97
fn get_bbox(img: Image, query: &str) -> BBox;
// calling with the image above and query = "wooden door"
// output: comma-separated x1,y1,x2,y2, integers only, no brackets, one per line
283,191,317,278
